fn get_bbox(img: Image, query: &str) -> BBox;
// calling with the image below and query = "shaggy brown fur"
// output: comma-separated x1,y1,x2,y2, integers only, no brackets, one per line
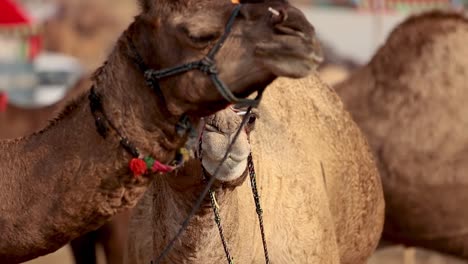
0,0,320,262
335,11,468,259
126,74,384,264
1,79,129,264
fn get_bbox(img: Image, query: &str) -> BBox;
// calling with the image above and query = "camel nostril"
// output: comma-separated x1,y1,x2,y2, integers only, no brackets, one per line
268,5,316,42
269,6,287,25
278,8,288,23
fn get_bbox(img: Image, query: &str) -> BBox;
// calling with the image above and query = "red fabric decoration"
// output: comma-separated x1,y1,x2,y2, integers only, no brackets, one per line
152,160,174,173
0,0,31,25
129,158,147,177
0,92,7,112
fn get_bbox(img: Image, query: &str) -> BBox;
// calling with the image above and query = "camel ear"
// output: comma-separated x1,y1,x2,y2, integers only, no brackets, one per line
138,0,152,12
138,0,184,12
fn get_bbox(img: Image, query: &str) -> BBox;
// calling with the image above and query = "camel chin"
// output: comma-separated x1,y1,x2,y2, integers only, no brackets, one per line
199,118,252,182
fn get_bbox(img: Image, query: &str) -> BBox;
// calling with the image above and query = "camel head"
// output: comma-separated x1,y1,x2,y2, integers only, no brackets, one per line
200,106,257,182
133,0,322,117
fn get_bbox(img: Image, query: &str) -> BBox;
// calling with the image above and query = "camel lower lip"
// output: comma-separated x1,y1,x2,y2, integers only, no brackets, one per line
228,155,245,162
204,157,244,169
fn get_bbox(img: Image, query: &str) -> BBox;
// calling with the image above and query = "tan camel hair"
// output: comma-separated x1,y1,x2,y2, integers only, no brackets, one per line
125,74,384,264
0,0,321,262
335,11,468,260
43,0,138,70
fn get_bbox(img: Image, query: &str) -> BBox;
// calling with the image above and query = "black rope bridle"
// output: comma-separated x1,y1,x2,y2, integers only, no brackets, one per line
88,3,270,263
198,112,270,264
142,5,269,263
127,4,262,110
152,107,254,264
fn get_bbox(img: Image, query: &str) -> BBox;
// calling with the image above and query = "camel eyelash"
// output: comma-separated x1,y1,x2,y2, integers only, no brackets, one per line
188,32,219,43
205,124,221,133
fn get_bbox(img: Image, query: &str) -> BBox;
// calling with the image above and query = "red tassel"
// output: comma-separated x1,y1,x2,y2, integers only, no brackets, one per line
129,158,147,177
152,160,174,173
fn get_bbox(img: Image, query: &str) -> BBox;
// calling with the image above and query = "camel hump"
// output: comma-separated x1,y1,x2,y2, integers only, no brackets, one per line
337,11,468,258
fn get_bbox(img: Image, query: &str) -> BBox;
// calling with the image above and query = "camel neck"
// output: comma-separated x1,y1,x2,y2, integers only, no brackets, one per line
151,164,244,263
0,26,185,262
91,32,188,159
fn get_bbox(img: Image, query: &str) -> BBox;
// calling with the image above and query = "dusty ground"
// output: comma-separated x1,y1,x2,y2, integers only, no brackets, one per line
23,245,467,264
24,245,105,264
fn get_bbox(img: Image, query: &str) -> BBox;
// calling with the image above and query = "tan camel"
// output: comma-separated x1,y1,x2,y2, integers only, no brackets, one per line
125,74,384,264
0,0,321,262
335,11,468,260
43,0,138,70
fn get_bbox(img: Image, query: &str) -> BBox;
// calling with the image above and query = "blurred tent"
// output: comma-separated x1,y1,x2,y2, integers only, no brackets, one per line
305,0,465,12
294,0,466,64
354,0,460,13
0,0,41,61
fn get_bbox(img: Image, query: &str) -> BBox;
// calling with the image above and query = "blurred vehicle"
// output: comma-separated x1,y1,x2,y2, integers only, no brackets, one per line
0,0,83,107
0,52,84,107
32,52,83,106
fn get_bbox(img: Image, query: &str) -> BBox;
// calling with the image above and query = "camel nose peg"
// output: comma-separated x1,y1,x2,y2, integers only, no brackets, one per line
268,7,280,17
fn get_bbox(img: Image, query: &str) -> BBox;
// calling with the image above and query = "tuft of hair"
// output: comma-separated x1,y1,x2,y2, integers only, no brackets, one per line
138,0,152,12
37,93,87,135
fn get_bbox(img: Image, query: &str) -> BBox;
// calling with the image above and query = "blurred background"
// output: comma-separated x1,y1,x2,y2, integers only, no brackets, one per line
2,0,467,107
0,0,466,263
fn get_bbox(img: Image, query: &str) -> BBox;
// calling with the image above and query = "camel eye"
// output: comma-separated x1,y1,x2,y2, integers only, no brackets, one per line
248,114,257,124
188,33,219,44
245,113,258,133
177,24,221,48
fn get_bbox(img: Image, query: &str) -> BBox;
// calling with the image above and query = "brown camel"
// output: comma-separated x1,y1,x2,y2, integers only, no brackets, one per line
335,11,468,260
1,79,131,264
125,75,384,264
0,78,90,139
0,0,321,262
1,79,130,264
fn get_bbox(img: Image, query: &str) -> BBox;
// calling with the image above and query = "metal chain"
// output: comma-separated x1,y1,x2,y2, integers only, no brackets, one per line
248,153,270,264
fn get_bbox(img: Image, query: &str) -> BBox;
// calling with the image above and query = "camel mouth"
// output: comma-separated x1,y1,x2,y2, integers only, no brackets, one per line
226,153,247,163
201,157,248,182
202,147,250,165
204,124,223,134
254,34,323,78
